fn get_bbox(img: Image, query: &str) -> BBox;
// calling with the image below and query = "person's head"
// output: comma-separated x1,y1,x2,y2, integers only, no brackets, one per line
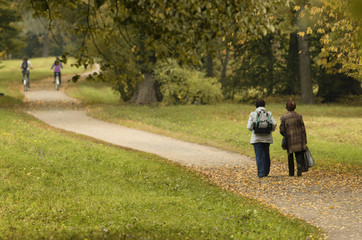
55,57,60,65
23,56,28,62
255,99,265,108
286,100,296,111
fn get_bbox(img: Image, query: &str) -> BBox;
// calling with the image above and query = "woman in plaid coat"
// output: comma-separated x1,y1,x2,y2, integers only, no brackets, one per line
279,100,307,177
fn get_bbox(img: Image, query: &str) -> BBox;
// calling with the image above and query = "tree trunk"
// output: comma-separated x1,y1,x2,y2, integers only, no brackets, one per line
296,6,314,104
220,47,230,89
286,33,300,94
297,34,314,103
131,72,157,104
265,35,274,95
42,31,49,58
206,54,214,77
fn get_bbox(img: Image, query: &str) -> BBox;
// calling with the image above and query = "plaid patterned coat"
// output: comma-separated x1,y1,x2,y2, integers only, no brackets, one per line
279,111,307,154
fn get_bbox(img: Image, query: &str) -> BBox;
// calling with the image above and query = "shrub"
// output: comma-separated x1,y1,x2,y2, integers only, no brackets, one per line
154,59,222,105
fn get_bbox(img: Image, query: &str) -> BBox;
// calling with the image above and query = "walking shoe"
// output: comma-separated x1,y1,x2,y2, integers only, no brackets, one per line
297,164,302,176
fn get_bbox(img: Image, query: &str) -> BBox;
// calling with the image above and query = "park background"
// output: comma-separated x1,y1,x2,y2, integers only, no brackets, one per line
0,0,361,239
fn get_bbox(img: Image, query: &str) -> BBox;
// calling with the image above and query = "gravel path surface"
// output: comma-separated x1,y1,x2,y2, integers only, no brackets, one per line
27,110,252,168
22,84,361,240
23,90,75,102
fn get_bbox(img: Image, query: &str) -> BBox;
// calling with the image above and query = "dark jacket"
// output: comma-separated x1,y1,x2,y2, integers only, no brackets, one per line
279,111,307,154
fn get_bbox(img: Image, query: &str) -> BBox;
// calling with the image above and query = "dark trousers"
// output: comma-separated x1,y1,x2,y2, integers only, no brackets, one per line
54,72,62,84
288,151,304,176
253,143,271,178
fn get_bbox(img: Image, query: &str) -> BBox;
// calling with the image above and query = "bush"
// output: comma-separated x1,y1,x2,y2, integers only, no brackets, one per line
154,60,222,105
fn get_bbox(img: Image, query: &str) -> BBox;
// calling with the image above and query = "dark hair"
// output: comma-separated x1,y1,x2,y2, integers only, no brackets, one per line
286,100,296,111
255,99,265,108
23,56,28,61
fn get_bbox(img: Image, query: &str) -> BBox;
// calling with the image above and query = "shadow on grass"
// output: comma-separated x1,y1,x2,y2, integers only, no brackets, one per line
0,94,23,108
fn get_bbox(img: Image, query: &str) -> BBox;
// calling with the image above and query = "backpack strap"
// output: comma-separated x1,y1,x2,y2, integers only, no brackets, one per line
255,111,261,126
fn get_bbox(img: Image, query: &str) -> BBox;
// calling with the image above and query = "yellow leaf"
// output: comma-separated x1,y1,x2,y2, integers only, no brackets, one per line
317,28,325,34
307,27,313,35
297,32,305,37
294,6,301,11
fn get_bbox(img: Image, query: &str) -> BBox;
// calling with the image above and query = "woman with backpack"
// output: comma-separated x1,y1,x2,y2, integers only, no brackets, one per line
247,99,277,178
279,100,307,177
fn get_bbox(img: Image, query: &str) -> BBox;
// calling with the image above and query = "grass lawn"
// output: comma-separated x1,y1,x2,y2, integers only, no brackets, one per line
66,80,120,105
0,57,86,108
82,103,362,176
0,59,323,238
0,109,321,239
65,84,362,176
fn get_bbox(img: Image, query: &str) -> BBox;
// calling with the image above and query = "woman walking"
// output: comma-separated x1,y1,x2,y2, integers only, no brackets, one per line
247,99,277,178
279,100,307,177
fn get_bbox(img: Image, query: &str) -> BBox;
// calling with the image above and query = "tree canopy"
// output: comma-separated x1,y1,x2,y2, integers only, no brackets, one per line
24,0,362,103
0,0,23,58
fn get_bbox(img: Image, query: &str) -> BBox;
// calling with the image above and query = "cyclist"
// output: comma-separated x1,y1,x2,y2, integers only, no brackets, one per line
21,57,33,89
51,57,63,85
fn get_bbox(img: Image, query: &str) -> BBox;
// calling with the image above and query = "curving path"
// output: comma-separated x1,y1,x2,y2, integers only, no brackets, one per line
23,85,361,240
27,110,252,168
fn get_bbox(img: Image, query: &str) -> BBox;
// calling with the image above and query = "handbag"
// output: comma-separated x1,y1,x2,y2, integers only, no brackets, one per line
304,146,315,167
281,136,287,150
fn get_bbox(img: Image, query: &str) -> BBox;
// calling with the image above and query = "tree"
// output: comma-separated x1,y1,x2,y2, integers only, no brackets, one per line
0,0,23,59
20,13,50,57
311,0,361,80
29,0,287,104
296,5,315,103
294,0,361,101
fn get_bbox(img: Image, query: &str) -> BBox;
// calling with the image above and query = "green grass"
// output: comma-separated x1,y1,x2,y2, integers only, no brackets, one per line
74,95,361,175
0,109,321,239
67,80,121,105
0,57,86,108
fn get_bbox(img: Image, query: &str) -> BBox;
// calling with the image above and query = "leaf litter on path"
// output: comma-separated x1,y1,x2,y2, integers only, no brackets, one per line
190,162,361,240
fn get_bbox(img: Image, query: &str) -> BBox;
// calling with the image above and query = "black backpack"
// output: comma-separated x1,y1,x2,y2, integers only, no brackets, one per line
253,109,273,134
22,61,28,71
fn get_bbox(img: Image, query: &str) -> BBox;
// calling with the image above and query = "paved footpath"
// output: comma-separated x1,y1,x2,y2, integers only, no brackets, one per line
23,88,361,240
27,110,252,168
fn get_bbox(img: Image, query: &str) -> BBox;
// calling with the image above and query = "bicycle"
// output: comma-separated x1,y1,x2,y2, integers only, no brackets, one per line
54,72,60,90
23,73,29,91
